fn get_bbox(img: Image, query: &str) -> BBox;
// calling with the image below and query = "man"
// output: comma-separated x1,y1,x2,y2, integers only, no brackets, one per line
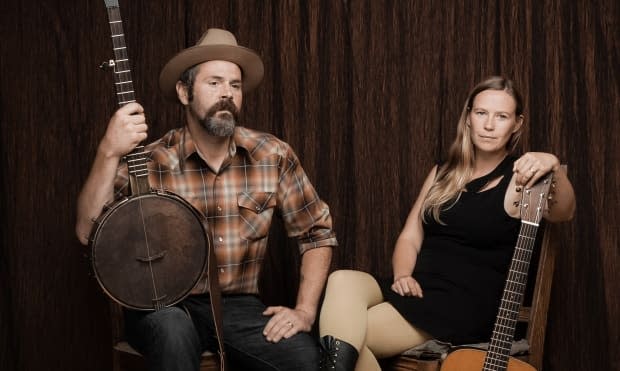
76,28,336,371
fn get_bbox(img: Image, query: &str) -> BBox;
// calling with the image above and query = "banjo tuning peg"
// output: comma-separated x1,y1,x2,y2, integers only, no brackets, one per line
99,59,116,70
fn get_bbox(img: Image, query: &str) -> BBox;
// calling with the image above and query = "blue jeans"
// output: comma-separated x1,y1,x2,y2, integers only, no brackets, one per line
124,294,321,371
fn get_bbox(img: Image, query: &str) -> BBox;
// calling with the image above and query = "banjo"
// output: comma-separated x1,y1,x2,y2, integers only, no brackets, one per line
90,0,210,312
88,2,229,368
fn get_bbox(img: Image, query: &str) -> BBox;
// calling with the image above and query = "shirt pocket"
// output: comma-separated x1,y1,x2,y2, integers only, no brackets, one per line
237,191,276,241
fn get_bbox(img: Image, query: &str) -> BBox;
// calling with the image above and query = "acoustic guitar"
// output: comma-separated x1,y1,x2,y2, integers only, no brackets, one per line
440,172,554,371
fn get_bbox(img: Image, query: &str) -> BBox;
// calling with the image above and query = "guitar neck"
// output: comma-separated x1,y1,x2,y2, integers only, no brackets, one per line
481,172,552,371
483,222,538,370
105,3,149,195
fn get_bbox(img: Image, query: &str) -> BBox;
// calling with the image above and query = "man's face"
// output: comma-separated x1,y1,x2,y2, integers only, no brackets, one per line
186,60,243,137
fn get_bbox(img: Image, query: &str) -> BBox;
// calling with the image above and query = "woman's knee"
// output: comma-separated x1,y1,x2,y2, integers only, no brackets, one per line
326,270,381,300
327,270,370,289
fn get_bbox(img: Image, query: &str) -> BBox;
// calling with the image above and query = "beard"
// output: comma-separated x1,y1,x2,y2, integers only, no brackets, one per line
196,98,240,137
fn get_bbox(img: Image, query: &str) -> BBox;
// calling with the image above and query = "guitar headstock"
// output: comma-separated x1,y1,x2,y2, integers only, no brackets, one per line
104,0,119,8
519,171,555,225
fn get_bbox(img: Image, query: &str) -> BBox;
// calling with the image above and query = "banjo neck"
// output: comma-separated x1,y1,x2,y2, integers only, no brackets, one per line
104,0,149,195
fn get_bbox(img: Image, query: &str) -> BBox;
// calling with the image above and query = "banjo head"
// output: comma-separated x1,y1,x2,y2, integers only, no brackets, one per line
90,192,209,310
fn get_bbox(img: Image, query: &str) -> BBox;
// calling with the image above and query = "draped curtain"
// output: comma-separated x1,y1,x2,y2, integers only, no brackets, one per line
1,1,617,370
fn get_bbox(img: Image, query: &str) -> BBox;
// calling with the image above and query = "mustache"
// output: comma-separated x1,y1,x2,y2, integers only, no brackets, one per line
206,99,239,119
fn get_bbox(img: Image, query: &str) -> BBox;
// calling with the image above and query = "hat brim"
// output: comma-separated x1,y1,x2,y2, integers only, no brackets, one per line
159,44,264,101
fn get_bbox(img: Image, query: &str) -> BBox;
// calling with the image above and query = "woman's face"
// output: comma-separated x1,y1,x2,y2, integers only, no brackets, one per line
468,89,522,156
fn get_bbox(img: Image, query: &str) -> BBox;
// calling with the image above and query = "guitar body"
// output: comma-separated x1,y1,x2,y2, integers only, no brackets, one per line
440,349,536,371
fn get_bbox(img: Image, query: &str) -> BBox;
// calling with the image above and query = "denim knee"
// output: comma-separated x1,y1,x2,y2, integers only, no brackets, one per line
153,308,200,351
125,307,202,371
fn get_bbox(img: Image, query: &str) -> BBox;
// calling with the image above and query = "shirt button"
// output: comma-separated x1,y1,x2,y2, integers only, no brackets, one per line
220,268,225,273
218,236,223,242
255,206,261,211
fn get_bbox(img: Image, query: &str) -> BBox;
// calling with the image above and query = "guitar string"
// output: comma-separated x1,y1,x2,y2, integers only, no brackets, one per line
487,224,536,361
484,187,545,369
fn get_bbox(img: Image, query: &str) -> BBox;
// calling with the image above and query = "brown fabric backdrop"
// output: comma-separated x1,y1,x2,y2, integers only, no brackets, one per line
1,1,618,370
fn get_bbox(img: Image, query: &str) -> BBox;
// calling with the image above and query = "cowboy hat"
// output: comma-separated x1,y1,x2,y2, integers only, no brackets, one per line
159,28,264,101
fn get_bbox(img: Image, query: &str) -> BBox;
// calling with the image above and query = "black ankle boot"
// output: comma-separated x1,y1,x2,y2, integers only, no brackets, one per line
319,335,358,371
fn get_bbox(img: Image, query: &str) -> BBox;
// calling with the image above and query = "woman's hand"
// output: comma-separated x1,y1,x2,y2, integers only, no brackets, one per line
513,152,560,188
391,276,424,298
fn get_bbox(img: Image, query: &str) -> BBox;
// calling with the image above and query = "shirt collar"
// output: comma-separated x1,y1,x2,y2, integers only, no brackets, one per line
179,126,255,163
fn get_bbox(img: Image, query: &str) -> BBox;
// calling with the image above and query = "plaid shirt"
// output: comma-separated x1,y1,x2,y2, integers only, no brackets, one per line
114,126,337,295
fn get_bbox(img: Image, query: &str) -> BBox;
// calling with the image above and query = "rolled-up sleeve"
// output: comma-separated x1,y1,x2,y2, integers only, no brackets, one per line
277,148,338,254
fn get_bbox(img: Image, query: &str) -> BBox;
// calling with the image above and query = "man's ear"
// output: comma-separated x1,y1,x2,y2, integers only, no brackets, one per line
176,81,189,105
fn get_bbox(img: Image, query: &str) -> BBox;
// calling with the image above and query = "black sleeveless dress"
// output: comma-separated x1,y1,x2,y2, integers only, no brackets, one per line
380,156,520,344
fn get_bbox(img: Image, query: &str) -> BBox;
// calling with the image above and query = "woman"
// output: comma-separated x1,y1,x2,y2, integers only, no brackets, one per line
318,76,576,371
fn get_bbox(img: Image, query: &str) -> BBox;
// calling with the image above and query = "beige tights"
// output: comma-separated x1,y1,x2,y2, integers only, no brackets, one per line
319,270,430,371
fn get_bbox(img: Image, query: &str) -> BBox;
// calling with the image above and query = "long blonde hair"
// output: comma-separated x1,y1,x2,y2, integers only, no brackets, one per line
422,76,524,223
